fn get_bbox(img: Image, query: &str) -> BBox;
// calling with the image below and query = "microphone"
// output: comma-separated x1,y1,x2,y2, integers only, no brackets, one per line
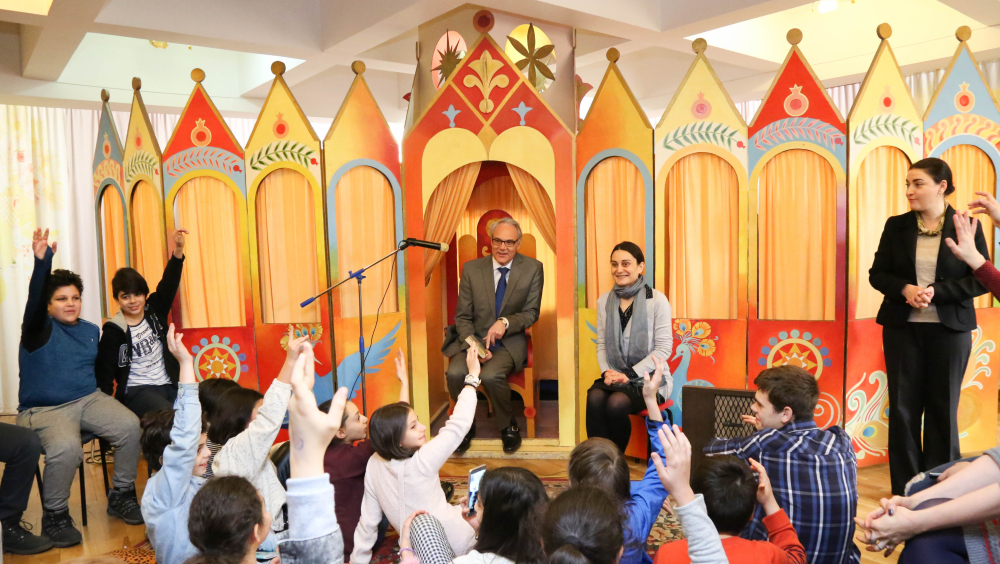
402,238,450,253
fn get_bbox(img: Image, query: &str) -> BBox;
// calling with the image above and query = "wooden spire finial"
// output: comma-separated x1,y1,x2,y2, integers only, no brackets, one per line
191,68,205,83
956,26,972,42
606,48,620,63
351,61,366,75
787,28,802,46
100,89,109,102
132,77,141,91
692,38,707,54
271,61,286,76
877,23,892,40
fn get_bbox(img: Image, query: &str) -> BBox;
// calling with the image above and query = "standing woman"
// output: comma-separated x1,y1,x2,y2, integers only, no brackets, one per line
870,157,991,495
587,241,673,453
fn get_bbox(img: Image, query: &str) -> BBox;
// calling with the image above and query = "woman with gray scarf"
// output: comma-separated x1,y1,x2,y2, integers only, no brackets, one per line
587,242,673,453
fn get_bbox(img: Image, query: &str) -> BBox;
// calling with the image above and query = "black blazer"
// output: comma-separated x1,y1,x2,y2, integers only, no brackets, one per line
869,205,990,331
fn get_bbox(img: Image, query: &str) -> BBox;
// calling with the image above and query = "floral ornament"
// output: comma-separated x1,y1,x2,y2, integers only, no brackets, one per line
432,31,465,88
955,82,975,113
463,50,509,113
506,24,555,92
758,329,831,378
783,84,809,117
190,118,212,146
102,134,111,158
281,323,324,350
673,319,717,357
690,92,712,119
273,113,289,139
879,85,895,113
191,335,248,382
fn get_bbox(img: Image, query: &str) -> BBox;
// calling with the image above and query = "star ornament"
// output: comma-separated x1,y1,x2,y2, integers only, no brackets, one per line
507,23,555,91
773,344,817,372
201,350,235,379
432,31,464,87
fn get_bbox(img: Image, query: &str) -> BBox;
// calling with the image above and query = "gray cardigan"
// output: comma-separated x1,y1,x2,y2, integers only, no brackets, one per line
596,288,673,399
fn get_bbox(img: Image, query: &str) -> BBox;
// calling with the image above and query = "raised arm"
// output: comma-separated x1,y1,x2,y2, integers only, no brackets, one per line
751,458,806,564
641,357,666,423
454,265,476,343
22,228,55,349
395,348,410,404
631,294,673,393
146,229,187,315
414,348,479,475
930,214,989,303
350,476,383,564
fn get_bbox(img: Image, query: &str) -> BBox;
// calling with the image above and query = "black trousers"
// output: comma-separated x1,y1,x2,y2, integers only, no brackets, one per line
883,323,971,495
122,383,177,418
0,422,42,522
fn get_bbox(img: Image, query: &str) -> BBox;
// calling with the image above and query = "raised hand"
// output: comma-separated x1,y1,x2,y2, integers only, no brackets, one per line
284,332,310,363
32,228,56,260
395,348,410,403
466,346,481,378
642,356,664,400
287,342,350,478
165,323,192,362
172,228,189,258
650,424,694,507
749,458,780,515
945,211,987,270
969,191,1000,224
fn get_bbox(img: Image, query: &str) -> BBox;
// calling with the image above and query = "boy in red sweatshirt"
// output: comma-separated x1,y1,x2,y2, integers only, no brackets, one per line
654,455,806,564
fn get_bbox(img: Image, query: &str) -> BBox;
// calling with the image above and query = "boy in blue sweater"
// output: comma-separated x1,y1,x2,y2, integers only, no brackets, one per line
16,228,143,547
140,324,210,564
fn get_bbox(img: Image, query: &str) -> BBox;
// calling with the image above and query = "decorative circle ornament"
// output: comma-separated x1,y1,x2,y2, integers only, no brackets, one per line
190,118,212,146
102,134,111,158
191,335,249,381
691,92,712,119
273,113,289,138
473,10,495,33
954,82,975,113
879,85,895,113
783,85,809,117
758,329,831,378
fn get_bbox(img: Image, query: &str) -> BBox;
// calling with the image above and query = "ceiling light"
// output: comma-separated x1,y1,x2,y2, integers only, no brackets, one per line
149,40,168,49
813,0,839,13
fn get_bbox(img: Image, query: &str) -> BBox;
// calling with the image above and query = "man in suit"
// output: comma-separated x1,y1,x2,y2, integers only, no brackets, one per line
443,217,543,454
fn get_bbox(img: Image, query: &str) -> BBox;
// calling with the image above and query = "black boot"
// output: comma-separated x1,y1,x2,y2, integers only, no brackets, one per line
41,510,81,548
2,518,53,555
501,419,522,454
456,422,476,454
107,485,144,525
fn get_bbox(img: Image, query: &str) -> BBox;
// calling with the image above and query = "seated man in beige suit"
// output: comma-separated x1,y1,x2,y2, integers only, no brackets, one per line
443,217,544,453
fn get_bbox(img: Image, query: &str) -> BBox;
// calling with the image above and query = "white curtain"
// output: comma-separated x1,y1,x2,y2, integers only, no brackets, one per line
735,58,1000,123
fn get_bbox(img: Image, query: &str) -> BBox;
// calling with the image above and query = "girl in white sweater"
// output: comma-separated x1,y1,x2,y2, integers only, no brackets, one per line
351,348,481,564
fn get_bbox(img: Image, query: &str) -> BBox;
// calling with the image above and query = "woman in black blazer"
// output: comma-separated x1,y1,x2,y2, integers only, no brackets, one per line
870,157,991,495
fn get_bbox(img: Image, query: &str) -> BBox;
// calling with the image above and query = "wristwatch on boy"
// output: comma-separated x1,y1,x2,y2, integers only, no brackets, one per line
464,373,481,389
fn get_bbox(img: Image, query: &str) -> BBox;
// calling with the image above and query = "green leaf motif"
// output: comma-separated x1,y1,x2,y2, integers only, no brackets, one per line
249,141,316,171
662,121,740,151
124,151,158,184
853,114,919,146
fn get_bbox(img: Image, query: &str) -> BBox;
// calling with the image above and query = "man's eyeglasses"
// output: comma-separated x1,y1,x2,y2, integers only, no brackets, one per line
491,237,520,248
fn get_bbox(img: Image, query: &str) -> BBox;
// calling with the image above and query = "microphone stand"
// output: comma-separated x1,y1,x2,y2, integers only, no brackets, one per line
301,241,407,414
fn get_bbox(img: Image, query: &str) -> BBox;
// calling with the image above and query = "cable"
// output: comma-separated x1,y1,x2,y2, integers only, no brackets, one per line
348,252,398,395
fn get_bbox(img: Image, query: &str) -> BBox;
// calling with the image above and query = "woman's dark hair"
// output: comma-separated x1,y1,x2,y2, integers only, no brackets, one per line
610,241,644,265
568,438,631,503
543,487,624,564
910,157,956,196
186,476,263,564
692,456,757,536
368,402,417,460
318,399,352,445
44,269,83,304
141,408,208,472
475,467,548,564
207,387,264,445
111,267,150,300
199,378,241,422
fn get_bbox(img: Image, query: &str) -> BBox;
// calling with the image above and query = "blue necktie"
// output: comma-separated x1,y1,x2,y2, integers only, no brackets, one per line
495,266,509,318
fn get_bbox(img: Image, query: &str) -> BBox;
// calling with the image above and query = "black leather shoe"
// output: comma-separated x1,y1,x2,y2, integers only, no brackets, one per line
456,422,476,454
2,518,54,554
41,510,81,548
501,421,522,454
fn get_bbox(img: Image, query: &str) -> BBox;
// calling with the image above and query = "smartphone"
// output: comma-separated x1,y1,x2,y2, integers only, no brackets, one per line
467,464,487,517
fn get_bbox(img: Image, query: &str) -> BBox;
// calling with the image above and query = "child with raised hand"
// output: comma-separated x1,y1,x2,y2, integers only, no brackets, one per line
322,348,409,556
197,377,239,479
655,455,806,564
567,357,670,564
649,424,728,564
141,324,212,564
211,331,311,548
351,347,481,564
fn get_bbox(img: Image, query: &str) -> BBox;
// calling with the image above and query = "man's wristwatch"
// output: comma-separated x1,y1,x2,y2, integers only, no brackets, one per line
464,373,481,388
499,317,509,329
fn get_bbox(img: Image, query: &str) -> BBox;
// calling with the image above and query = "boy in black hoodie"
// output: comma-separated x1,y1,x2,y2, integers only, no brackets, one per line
96,228,187,417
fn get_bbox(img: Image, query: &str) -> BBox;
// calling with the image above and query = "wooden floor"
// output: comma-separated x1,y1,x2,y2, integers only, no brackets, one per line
3,449,898,564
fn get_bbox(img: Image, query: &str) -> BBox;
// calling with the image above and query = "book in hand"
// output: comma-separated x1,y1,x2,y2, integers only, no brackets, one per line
465,335,488,359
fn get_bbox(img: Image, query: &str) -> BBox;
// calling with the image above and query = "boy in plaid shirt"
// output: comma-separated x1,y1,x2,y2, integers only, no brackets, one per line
704,366,860,564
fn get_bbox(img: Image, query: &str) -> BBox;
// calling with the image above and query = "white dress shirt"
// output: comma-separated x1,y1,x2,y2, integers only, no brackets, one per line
491,256,513,290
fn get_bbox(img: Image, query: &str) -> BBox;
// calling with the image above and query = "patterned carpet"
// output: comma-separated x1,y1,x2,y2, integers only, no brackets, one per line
369,476,684,564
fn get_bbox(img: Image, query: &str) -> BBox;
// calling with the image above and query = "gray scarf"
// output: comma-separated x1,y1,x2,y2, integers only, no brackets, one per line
604,275,649,376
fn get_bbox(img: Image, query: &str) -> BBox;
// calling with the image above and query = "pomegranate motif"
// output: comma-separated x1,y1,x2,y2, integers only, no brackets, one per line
879,85,895,113
135,134,143,149
954,82,975,113
783,85,809,117
102,134,111,158
690,92,712,119
273,112,289,139
190,118,212,146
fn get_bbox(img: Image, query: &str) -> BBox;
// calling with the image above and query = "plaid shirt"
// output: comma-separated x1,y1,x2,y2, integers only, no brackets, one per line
705,420,860,564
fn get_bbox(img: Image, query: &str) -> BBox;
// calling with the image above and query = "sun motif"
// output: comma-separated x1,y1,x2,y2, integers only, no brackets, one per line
191,335,248,382
759,329,831,378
